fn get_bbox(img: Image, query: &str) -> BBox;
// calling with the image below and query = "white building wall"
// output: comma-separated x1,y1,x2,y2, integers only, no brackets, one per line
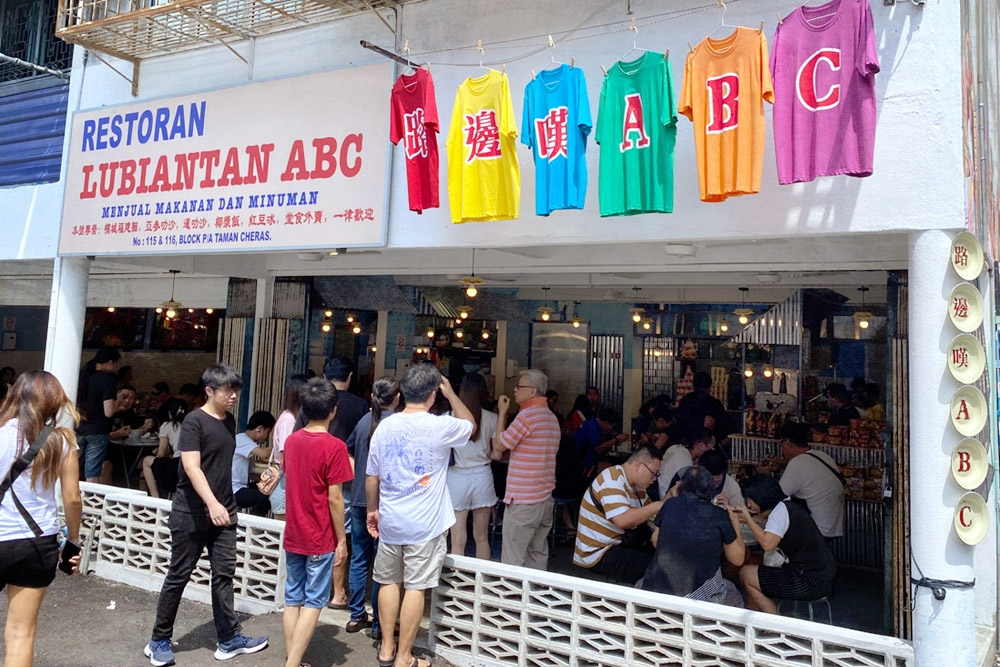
2,0,961,261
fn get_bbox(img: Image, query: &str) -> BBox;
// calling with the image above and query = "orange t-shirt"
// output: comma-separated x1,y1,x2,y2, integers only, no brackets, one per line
680,27,774,202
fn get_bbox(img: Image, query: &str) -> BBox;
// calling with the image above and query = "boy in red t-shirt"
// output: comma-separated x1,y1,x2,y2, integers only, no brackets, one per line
282,378,353,667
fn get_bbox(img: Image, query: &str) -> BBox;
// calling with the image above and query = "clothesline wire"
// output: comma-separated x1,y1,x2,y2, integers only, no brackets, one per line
399,0,743,68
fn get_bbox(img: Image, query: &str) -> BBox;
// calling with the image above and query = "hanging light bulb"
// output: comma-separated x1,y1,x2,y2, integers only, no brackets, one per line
630,287,644,324
571,316,583,328
346,313,355,323
370,345,378,353
854,286,873,330
734,287,753,326
455,319,463,326
455,329,464,339
205,308,214,314
324,310,333,318
460,248,483,298
107,306,115,313
187,308,194,314
720,320,729,333
426,327,435,338
763,364,774,379
155,307,163,314
466,285,478,298
640,317,653,331
166,308,176,319
744,365,754,378
459,309,470,319
537,307,553,321
481,328,490,340
352,323,362,335
321,322,332,333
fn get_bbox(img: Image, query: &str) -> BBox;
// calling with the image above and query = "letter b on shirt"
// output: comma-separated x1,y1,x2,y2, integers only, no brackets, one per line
706,73,739,134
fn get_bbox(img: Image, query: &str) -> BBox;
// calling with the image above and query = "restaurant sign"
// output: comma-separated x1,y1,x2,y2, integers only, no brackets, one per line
58,63,392,256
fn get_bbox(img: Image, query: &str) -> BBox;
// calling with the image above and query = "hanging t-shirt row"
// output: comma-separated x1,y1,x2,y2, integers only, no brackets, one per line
388,0,879,221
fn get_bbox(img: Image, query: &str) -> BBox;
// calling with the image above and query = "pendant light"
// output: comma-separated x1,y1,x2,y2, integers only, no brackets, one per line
571,301,583,328
854,286,873,329
537,287,554,322
629,286,644,323
719,320,730,333
459,248,484,298
743,364,754,378
160,269,183,319
734,287,753,325
352,322,362,335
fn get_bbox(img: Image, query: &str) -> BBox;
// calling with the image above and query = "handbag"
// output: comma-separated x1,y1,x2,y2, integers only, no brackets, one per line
0,424,54,537
256,446,281,496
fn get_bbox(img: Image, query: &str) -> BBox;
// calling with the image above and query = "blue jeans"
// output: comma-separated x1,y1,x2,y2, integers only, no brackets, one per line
348,505,380,629
78,434,110,480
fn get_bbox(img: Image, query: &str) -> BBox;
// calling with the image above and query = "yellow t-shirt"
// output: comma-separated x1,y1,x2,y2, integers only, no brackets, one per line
446,70,520,223
680,27,774,202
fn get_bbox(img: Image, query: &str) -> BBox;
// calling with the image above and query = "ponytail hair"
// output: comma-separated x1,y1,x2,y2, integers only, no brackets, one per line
368,376,401,444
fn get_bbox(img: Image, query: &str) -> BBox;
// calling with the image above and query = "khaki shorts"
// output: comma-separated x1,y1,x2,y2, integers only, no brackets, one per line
373,532,448,590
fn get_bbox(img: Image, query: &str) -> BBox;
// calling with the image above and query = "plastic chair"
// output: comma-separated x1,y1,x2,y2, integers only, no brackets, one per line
777,596,833,624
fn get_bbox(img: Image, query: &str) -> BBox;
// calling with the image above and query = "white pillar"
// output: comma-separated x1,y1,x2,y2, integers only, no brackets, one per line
44,256,89,398
908,229,976,666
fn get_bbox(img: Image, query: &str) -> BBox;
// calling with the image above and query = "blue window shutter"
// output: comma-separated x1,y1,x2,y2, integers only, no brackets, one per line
0,82,69,187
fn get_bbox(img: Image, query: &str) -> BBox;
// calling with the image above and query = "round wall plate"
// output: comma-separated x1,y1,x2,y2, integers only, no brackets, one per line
954,491,988,546
951,231,984,281
951,438,988,490
951,386,988,436
948,283,984,333
947,333,986,384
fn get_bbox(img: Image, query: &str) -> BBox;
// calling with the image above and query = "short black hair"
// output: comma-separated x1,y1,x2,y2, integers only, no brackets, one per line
94,346,121,364
202,364,242,390
628,443,660,465
777,421,810,448
686,428,715,449
300,377,339,421
323,354,354,382
698,448,727,476
742,474,786,512
117,384,137,395
153,381,170,395
247,410,276,430
545,389,559,400
178,383,201,397
400,364,440,405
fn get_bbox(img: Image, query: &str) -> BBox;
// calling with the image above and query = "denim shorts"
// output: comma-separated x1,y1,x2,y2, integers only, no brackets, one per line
284,551,335,609
78,434,110,480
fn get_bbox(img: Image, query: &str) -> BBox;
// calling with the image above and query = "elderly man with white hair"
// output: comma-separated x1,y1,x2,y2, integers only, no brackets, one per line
491,369,561,569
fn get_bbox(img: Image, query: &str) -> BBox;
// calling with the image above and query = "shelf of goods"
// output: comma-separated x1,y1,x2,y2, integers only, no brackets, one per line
729,422,887,569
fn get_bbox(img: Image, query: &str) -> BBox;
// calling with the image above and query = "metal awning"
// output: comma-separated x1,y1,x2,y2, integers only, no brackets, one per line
313,276,416,313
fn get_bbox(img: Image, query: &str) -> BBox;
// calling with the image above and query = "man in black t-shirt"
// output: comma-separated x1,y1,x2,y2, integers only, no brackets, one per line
77,346,121,482
144,365,268,667
109,385,153,440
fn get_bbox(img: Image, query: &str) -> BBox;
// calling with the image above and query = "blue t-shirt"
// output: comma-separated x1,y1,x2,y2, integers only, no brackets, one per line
521,65,592,216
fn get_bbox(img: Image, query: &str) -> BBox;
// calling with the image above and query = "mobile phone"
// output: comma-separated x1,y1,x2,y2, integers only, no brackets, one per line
59,539,81,575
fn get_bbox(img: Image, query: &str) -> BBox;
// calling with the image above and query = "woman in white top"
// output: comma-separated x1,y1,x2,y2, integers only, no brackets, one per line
0,370,82,667
268,374,308,520
140,397,187,498
446,373,498,559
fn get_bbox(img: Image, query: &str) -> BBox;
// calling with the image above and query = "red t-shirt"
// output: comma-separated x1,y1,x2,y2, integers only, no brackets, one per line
389,68,440,213
283,430,354,556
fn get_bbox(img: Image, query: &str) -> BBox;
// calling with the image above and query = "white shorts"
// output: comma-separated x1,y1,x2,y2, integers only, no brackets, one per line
446,465,497,511
373,532,448,590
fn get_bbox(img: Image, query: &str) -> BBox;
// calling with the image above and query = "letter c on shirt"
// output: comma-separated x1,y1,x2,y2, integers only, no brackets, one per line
796,48,842,112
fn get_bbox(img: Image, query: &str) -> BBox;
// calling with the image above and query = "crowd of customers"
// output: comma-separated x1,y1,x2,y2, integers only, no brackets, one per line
0,351,853,667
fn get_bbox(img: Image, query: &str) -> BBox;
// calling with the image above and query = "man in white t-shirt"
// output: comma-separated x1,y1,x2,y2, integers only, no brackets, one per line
366,364,474,667
773,422,845,539
231,411,274,516
658,430,716,500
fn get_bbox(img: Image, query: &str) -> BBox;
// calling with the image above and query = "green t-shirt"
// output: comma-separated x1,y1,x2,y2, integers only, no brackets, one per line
596,51,677,216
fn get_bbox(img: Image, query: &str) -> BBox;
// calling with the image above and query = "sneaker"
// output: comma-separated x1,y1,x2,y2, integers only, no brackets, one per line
144,639,176,667
214,634,268,661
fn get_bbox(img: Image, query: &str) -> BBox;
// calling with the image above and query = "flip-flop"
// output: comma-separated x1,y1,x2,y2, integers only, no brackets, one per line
408,657,433,667
347,614,373,633
327,599,349,610
376,647,396,667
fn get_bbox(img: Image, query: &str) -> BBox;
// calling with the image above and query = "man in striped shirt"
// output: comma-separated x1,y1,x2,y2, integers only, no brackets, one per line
492,369,561,569
573,445,663,584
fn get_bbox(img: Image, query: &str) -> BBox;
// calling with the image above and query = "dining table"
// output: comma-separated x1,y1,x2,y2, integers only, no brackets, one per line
110,434,160,489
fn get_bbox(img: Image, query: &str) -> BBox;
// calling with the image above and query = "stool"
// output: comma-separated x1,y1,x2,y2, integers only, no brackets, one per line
776,596,833,624
549,496,579,548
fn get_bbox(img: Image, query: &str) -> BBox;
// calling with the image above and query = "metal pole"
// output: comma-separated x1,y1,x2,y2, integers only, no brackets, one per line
0,52,69,78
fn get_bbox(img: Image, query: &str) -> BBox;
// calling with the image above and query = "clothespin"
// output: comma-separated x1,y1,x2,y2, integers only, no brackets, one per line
531,68,536,79
776,12,783,25
547,35,555,48
717,0,724,7
663,49,669,60
424,62,431,72
601,65,608,76
502,62,506,73
688,42,695,52
403,40,409,56
476,40,483,54
570,57,575,68
758,20,765,34
629,18,636,33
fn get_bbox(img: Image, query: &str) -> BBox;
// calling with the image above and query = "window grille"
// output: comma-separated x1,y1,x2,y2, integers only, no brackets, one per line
1,0,73,83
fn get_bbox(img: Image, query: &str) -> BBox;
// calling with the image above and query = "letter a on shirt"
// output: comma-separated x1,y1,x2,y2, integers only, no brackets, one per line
680,27,773,202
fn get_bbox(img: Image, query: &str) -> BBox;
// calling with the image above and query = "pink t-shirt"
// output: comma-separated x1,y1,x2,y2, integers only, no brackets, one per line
770,0,879,184
273,410,295,456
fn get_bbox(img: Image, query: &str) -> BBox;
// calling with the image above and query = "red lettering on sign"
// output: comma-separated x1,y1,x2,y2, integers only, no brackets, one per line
956,451,971,473
955,399,971,421
959,505,973,528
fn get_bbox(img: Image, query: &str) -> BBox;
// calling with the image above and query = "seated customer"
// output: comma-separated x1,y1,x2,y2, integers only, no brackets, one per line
574,408,628,480
231,410,275,516
573,445,663,585
641,466,745,606
658,429,716,500
698,449,744,507
141,398,187,498
735,474,837,614
109,385,153,440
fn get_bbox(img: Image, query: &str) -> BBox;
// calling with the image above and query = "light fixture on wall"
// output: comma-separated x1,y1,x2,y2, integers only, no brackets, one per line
537,287,554,322
630,286,644,323
160,269,183,319
854,286,873,329
460,248,484,298
734,287,753,325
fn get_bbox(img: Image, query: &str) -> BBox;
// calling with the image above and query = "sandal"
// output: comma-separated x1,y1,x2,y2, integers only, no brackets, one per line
346,614,373,633
376,647,396,667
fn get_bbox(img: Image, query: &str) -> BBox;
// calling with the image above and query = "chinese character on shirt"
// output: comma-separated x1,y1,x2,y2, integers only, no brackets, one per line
463,109,502,163
404,108,428,159
534,106,569,162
